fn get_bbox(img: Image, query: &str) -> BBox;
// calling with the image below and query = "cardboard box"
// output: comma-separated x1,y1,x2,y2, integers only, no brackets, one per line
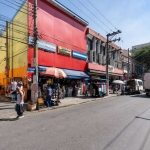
28,103,36,111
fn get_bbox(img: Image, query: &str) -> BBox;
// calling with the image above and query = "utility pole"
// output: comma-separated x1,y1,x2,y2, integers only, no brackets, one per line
127,48,130,80
6,21,9,78
32,0,38,103
106,30,121,96
106,35,109,96
33,0,38,82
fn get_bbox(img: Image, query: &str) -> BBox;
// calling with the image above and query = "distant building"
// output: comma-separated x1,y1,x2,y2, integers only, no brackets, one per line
131,42,150,54
121,49,145,80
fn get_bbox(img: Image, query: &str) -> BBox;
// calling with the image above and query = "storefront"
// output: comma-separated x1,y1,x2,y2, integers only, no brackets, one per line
88,63,123,88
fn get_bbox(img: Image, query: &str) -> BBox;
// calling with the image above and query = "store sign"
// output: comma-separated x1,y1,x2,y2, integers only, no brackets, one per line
58,46,71,56
91,76,100,79
28,36,56,52
108,65,114,73
72,50,87,61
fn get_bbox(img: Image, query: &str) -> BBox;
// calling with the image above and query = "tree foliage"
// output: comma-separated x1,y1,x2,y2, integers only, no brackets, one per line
134,46,150,71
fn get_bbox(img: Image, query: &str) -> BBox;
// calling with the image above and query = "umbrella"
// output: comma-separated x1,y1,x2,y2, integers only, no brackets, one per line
112,80,125,84
40,67,67,78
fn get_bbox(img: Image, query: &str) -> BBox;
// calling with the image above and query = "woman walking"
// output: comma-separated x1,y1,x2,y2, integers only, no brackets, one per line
15,86,24,119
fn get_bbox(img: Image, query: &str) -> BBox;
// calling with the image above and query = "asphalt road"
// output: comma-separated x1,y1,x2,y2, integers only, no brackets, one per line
1,94,150,150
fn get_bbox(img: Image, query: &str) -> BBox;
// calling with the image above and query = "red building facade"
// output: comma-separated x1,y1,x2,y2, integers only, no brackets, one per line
28,0,88,76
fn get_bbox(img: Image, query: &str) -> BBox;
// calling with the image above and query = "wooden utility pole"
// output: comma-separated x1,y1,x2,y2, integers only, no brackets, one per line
106,30,121,96
33,0,38,83
6,21,9,78
127,48,130,80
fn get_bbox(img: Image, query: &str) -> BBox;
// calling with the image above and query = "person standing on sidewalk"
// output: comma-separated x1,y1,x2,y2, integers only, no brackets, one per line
46,84,52,107
15,86,24,119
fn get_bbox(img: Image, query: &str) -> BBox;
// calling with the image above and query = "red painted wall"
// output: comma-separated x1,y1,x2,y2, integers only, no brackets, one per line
28,0,87,71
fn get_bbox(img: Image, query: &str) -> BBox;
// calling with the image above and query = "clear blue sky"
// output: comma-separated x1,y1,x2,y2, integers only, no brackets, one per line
0,0,150,50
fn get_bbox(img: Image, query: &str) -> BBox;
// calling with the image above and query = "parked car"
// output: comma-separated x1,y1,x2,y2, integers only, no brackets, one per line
125,79,143,94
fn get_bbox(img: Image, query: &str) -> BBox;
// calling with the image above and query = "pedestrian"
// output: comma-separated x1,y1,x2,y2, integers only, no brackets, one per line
15,86,24,119
85,83,88,97
62,85,66,99
46,84,52,107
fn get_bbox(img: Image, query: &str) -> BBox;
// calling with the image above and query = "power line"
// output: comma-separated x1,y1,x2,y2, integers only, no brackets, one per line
67,0,108,33
87,0,118,30
0,2,31,16
77,0,112,31
0,24,28,36
4,0,30,12
0,35,28,45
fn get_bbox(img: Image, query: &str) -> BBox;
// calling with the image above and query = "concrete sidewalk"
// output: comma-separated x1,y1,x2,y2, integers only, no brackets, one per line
0,94,118,120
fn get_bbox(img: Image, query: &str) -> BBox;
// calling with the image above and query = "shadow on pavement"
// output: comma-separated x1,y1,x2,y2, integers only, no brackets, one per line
0,118,18,121
0,105,12,107
0,107,14,110
101,105,150,150
130,94,149,98
135,116,150,121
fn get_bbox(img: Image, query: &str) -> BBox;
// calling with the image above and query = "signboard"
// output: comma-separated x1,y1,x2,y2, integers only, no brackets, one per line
28,36,56,52
108,65,114,73
31,58,36,67
58,46,71,56
72,50,87,61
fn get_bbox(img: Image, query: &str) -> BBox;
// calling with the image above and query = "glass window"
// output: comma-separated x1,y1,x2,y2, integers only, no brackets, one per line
138,81,143,86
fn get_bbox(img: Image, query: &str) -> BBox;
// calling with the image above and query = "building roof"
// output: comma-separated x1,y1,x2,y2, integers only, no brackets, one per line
86,28,120,50
121,49,128,57
46,0,88,26
132,42,150,50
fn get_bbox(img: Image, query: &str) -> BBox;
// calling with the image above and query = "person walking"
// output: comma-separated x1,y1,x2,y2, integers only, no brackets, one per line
46,84,52,107
15,86,24,119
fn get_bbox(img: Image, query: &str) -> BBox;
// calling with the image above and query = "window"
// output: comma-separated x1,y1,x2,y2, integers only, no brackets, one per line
87,38,93,50
113,52,115,59
138,81,143,86
103,46,105,56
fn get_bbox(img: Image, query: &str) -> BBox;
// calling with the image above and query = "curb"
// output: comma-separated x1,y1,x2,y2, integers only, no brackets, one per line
24,94,118,115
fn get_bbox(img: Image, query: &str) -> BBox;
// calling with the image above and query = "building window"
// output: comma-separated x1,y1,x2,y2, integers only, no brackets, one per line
93,51,95,62
87,38,93,50
113,52,115,59
103,46,105,56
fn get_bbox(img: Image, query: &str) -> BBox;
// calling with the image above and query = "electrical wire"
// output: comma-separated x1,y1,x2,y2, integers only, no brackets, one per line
77,0,112,32
87,0,118,30
67,0,108,33
4,0,30,12
0,35,28,45
0,2,32,16
37,30,87,52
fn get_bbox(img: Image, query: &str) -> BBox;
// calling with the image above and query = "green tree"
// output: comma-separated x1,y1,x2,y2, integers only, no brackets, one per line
134,46,150,71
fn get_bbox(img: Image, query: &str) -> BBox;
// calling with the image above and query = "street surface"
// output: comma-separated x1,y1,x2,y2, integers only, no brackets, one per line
1,94,150,150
